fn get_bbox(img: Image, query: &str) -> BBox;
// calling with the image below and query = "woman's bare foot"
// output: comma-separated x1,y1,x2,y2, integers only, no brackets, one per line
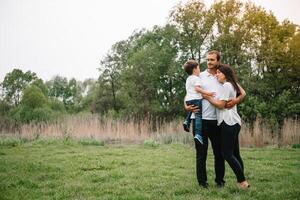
238,180,250,189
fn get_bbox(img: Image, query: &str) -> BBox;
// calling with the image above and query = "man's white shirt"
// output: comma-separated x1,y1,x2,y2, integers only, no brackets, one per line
190,70,223,120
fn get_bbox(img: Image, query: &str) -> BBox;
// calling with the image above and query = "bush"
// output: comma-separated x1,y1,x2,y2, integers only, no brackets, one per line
143,139,159,147
0,137,27,147
49,98,66,113
78,139,105,146
292,144,300,149
15,106,54,123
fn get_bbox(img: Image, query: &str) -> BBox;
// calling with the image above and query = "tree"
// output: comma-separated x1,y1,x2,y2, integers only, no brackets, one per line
121,25,183,118
47,76,68,100
21,85,49,109
94,32,143,114
98,42,126,111
31,78,48,96
1,69,37,106
47,76,82,112
12,85,53,123
169,0,215,63
95,25,184,119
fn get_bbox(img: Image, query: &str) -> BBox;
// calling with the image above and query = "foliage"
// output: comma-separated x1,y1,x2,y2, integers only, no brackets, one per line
21,85,49,109
169,0,215,62
10,85,53,123
91,0,300,128
95,25,185,119
1,69,37,106
78,138,105,146
143,139,159,147
46,76,93,113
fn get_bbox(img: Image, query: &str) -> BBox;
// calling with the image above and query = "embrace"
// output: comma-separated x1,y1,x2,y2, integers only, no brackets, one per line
183,50,250,189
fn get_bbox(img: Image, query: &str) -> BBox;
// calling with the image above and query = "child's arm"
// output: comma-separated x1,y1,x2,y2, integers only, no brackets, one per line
202,94,226,109
195,86,215,96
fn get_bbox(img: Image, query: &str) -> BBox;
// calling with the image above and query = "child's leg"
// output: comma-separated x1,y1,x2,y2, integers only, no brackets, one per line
184,112,192,124
183,112,192,132
194,99,203,144
183,100,196,132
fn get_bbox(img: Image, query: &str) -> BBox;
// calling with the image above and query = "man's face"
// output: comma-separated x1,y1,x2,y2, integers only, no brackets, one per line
206,54,219,69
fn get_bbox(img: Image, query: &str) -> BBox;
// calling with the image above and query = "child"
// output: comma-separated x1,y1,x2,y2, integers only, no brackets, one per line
183,60,214,144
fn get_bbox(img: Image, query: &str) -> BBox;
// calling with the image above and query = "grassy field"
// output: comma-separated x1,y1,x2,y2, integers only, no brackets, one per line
0,139,300,200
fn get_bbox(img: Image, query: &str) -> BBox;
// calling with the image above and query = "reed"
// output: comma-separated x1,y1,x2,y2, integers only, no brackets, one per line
1,114,299,147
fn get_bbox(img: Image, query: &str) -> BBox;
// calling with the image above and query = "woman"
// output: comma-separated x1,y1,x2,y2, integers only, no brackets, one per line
203,64,250,189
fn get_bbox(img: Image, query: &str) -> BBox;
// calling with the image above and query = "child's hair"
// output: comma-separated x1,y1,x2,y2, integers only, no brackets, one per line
217,63,241,96
184,60,199,75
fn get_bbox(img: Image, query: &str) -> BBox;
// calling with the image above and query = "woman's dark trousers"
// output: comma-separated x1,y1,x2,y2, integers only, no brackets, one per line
220,122,245,183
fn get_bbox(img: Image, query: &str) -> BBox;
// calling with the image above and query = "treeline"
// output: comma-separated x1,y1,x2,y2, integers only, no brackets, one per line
95,0,300,128
0,0,299,131
0,69,96,127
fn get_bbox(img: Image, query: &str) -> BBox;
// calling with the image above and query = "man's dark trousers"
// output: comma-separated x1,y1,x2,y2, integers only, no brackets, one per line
192,119,225,186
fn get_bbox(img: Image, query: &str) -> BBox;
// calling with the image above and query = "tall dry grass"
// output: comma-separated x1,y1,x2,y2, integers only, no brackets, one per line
239,117,300,147
0,114,299,147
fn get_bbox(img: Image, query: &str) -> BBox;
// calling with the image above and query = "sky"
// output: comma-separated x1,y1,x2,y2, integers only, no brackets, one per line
0,0,300,82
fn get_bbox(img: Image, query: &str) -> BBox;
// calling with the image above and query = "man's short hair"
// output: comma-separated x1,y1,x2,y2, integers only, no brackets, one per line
208,50,221,61
184,60,199,75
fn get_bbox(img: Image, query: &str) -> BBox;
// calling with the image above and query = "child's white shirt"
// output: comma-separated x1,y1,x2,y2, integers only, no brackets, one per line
185,75,203,101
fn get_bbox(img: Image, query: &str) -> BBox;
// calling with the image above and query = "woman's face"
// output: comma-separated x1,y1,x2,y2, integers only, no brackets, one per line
216,69,226,83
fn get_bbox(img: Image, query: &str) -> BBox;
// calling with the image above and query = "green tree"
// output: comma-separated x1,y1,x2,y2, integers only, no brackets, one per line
94,32,143,114
1,69,37,106
12,85,53,123
121,25,183,118
47,76,68,100
169,0,215,62
31,78,48,96
47,76,82,112
21,85,48,109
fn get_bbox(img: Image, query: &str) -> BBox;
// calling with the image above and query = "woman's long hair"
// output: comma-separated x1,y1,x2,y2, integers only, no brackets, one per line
217,64,241,97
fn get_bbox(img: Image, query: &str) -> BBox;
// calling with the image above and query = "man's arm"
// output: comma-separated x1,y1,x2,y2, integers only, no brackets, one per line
225,84,246,108
184,95,200,113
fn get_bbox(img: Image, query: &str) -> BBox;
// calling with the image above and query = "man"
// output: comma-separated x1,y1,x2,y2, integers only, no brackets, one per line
185,50,246,188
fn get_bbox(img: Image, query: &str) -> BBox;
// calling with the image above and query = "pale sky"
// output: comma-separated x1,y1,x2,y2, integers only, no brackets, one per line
0,0,299,82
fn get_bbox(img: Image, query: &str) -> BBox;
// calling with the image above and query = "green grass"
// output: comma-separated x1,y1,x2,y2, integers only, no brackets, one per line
0,139,300,200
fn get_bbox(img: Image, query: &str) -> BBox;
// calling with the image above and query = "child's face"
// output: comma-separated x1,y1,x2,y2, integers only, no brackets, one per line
193,65,200,75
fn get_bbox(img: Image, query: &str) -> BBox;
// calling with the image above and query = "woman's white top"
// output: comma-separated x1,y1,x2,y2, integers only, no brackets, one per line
217,82,241,126
185,75,202,101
